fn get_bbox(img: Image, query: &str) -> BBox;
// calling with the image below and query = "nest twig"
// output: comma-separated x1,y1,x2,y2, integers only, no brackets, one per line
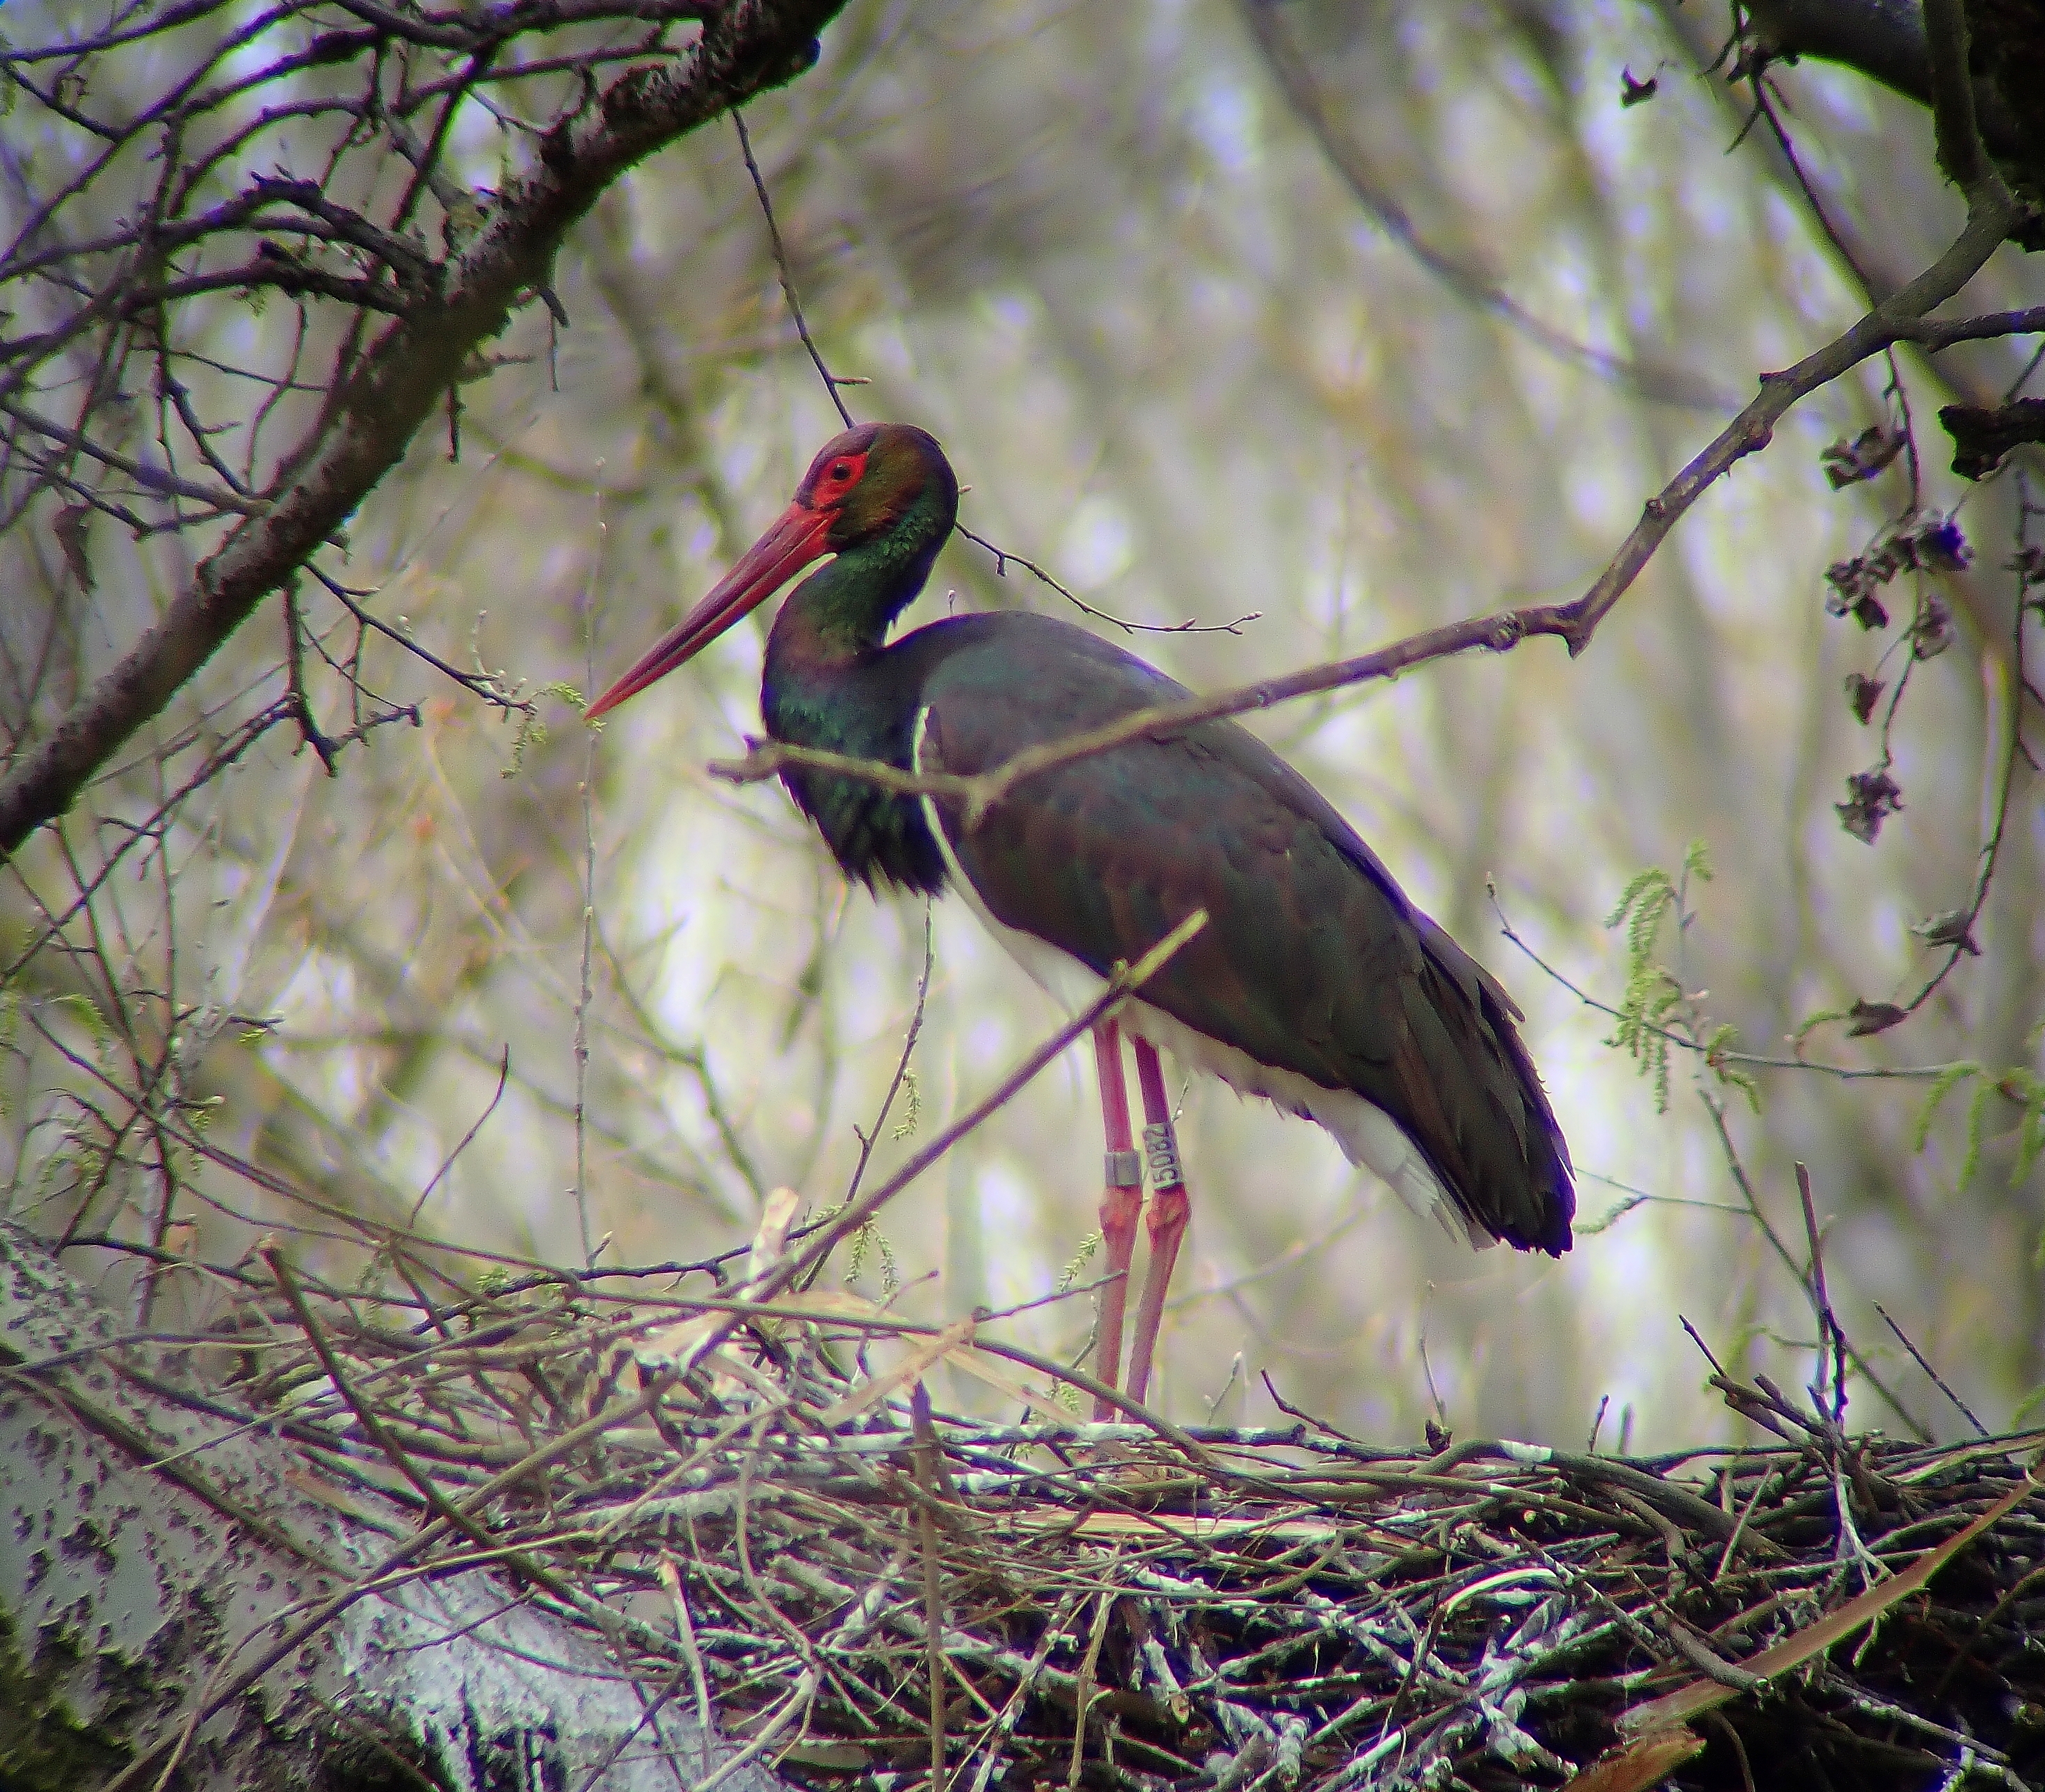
150,1254,2045,1792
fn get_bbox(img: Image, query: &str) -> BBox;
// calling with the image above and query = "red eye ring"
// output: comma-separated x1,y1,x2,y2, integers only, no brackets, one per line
830,461,853,481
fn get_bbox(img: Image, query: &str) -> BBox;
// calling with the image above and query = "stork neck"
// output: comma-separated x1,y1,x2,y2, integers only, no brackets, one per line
755,545,952,896
771,531,945,666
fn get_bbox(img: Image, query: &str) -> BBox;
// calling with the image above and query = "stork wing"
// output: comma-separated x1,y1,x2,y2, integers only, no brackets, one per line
910,613,1573,1254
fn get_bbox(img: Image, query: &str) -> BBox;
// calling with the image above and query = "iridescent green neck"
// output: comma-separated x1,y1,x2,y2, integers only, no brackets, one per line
773,493,953,662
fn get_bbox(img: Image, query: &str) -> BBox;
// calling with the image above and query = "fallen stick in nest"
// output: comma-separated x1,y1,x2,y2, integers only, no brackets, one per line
9,1225,2044,1792
235,1265,2045,1789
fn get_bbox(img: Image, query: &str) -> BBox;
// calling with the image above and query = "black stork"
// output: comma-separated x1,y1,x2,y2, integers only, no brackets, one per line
587,422,1574,1414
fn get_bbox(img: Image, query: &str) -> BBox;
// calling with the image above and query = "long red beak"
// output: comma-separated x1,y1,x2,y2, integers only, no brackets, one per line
584,502,836,719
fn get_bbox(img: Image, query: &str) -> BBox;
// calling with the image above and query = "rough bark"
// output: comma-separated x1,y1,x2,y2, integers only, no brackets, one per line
0,1220,789,1791
1743,0,2045,214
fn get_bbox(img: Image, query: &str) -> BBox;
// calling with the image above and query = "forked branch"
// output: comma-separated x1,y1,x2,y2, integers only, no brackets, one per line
710,241,2037,826
0,0,851,861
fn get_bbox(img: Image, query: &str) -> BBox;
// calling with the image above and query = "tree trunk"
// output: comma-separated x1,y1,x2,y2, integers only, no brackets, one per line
0,1220,789,1792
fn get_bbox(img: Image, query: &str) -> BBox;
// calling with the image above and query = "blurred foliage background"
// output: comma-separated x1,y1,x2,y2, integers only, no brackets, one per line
3,0,2041,1453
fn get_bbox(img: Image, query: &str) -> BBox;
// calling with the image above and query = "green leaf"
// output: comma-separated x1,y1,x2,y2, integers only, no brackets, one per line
1057,1228,1102,1295
1961,1077,1996,1193
1790,1006,1853,1049
49,991,114,1051
844,1216,899,1296
1918,1064,2045,1194
890,1068,922,1142
500,709,547,778
1910,1062,1980,1155
2010,1071,2045,1187
1603,854,1708,1115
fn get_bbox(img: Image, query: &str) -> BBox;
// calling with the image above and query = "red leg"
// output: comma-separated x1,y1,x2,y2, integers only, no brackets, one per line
1124,1038,1189,1407
1090,1019,1144,1420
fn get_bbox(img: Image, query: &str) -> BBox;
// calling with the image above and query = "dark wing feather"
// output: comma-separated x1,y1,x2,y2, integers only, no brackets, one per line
906,613,1573,1254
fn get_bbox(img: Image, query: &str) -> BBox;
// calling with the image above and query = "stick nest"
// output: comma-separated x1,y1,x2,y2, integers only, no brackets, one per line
225,1265,2043,1792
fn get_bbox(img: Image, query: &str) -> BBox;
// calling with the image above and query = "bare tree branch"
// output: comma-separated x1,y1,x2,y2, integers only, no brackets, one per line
1741,0,2026,163
0,0,848,861
1922,0,1992,194
710,244,2037,826
1742,0,2045,223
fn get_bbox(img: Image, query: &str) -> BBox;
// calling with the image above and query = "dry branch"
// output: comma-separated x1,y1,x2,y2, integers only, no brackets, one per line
1741,0,2039,182
0,1217,785,1792
8,1212,2041,1792
708,240,2039,828
0,0,850,860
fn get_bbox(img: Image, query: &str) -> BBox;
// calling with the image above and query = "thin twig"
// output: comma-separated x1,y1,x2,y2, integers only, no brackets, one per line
573,487,606,1269
1873,1302,1989,1439
841,901,935,1211
733,107,854,430
1240,0,1731,410
913,1382,950,1792
1795,1163,1845,1423
407,1045,512,1226
955,522,1261,639
640,912,1209,1383
707,207,2028,829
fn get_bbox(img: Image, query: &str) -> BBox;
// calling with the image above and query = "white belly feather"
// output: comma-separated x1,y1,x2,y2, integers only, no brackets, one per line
912,710,1483,1248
